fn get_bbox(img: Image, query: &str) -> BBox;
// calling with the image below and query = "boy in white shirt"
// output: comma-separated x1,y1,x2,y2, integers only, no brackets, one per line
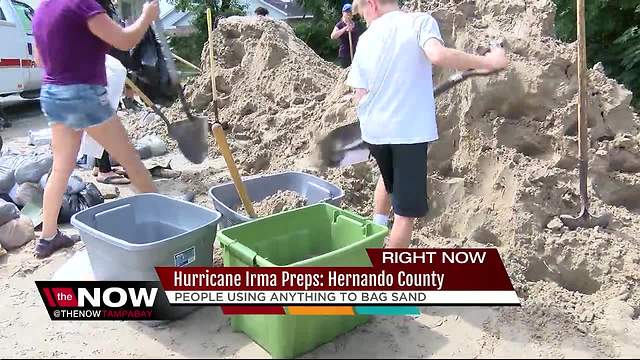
347,0,508,248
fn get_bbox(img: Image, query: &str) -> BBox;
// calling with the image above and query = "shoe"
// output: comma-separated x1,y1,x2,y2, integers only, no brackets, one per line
34,230,78,258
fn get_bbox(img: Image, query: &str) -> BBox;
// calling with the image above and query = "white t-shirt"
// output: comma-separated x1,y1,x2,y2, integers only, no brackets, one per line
346,11,443,145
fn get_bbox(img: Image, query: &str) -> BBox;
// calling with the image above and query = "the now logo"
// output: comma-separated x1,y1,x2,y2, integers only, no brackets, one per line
36,281,168,321
78,287,158,308
40,286,158,308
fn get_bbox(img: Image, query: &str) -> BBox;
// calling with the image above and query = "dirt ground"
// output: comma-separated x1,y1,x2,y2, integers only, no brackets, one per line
1,100,638,358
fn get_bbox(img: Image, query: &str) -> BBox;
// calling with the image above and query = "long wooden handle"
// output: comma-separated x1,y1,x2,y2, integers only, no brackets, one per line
576,0,590,210
125,77,172,127
207,8,217,106
212,123,257,218
577,0,588,163
125,77,154,108
172,52,202,72
348,31,354,61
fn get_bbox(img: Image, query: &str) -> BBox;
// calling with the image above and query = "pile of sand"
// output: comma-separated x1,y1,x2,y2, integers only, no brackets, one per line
236,190,307,217
126,0,640,354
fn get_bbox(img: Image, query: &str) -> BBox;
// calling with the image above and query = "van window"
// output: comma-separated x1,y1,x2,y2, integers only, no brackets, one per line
12,1,34,34
0,7,6,21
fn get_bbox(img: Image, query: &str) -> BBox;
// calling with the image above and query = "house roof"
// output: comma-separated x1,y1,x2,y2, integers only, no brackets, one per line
260,0,310,18
159,1,193,29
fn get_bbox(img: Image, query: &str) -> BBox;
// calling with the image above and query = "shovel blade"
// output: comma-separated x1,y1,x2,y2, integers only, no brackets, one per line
318,122,370,168
168,116,209,164
559,211,610,230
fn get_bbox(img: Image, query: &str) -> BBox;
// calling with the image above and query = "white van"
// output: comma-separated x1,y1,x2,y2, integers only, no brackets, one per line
0,0,41,99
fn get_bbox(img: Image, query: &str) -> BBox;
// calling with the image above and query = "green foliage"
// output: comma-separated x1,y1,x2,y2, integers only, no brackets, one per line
293,1,341,61
293,18,340,61
554,0,640,108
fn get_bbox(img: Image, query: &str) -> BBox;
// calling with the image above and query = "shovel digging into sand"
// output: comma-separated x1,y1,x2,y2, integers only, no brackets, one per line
317,67,502,168
559,0,609,230
150,17,209,164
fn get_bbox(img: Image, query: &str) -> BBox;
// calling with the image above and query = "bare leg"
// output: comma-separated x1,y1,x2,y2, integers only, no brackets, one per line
41,124,82,239
374,176,391,216
387,215,415,248
86,116,156,193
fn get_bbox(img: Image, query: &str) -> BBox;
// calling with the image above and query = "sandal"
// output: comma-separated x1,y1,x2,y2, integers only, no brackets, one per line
97,174,131,185
114,168,128,177
35,231,77,258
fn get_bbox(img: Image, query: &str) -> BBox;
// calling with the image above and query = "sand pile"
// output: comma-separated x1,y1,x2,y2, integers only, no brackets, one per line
236,190,307,217
181,17,341,170
143,2,640,353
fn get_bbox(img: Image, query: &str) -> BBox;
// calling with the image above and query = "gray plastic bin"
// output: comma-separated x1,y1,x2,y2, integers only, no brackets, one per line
71,193,221,280
208,171,345,228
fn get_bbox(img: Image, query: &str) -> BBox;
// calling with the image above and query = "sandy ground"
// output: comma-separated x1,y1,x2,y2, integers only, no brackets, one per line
1,100,638,359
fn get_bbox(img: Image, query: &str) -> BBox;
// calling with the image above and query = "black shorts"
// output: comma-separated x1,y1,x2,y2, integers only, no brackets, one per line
367,142,429,218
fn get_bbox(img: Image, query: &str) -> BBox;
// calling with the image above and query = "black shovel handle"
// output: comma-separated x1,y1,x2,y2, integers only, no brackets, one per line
149,4,195,121
434,68,502,97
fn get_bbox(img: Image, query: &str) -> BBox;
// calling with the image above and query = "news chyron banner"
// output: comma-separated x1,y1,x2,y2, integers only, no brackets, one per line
36,249,519,320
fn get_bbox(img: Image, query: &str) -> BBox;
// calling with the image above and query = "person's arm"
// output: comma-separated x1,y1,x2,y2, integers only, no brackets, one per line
331,23,350,40
352,88,368,103
87,0,159,51
423,38,508,71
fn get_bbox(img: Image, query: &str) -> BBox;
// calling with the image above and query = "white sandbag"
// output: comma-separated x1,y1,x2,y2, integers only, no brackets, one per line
78,55,127,159
0,198,19,227
14,153,53,184
8,183,18,203
0,215,35,250
15,182,43,207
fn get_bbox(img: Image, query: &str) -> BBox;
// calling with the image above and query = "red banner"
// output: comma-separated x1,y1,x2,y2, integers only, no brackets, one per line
156,249,514,292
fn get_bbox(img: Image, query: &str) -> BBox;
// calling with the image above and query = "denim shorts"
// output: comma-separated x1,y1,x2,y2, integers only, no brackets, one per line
40,84,115,130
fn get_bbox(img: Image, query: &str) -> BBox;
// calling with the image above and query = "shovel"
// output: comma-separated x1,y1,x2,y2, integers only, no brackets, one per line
317,68,502,168
150,18,209,164
206,8,257,218
559,0,609,230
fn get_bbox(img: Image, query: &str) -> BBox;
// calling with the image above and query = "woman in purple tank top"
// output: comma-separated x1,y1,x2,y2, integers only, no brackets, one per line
32,0,160,258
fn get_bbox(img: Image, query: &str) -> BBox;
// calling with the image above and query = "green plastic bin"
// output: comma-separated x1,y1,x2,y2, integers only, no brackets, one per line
217,203,388,358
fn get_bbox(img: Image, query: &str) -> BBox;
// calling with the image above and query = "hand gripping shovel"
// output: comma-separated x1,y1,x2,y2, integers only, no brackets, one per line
151,17,208,164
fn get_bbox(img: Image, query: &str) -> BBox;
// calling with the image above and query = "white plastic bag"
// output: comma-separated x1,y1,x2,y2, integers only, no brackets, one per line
28,128,52,146
78,55,128,159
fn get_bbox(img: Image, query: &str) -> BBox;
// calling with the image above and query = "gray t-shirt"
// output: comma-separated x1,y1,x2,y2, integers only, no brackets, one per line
346,11,443,145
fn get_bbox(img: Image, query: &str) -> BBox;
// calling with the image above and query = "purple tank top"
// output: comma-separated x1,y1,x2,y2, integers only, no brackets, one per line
33,0,109,86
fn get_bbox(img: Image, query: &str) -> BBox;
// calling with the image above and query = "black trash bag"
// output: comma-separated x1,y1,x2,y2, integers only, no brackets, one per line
79,183,105,208
58,193,80,224
128,28,179,106
58,183,105,224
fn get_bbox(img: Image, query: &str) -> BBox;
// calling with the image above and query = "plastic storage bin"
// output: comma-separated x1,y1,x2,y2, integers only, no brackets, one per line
208,171,344,228
71,193,221,280
217,203,388,358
